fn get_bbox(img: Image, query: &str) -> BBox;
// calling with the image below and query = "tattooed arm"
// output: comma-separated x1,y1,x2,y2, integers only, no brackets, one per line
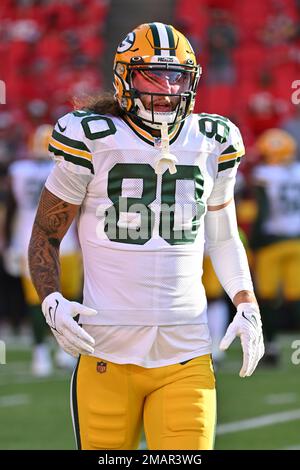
28,187,97,357
28,187,79,302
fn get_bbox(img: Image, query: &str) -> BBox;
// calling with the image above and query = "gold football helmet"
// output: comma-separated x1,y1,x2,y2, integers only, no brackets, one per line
256,128,297,165
113,22,201,129
29,124,53,159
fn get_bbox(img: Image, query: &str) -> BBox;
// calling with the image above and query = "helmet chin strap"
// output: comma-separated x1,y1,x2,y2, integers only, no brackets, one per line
154,122,178,175
135,97,176,129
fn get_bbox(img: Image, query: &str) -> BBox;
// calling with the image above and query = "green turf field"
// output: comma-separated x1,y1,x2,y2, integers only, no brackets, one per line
0,334,299,450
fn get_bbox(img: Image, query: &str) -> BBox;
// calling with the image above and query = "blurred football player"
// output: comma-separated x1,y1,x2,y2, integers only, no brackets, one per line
28,23,264,449
251,128,300,364
6,125,82,375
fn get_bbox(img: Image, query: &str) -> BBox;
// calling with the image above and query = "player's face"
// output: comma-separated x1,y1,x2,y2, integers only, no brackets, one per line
131,69,191,112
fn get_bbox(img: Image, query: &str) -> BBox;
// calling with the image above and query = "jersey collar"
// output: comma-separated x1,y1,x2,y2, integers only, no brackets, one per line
123,115,184,147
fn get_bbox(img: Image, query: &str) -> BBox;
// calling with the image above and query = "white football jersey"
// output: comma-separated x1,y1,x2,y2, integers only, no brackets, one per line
9,159,53,257
253,162,300,237
9,159,78,276
46,111,244,331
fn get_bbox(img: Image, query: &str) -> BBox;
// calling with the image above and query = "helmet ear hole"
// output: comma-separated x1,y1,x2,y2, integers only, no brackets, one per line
116,63,126,76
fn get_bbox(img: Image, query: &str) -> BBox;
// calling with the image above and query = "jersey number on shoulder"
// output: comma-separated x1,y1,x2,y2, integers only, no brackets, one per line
105,163,205,246
198,114,230,144
73,110,117,139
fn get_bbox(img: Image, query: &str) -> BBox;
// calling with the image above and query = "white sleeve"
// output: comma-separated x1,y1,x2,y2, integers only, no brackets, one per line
45,164,91,205
48,112,94,176
46,112,95,204
204,199,254,301
207,171,236,206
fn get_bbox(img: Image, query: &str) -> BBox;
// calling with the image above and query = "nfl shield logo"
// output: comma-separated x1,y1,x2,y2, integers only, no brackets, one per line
154,137,162,148
96,361,107,373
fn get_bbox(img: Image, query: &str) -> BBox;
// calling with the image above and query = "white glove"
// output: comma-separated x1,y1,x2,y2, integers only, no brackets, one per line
3,247,22,277
42,292,97,358
219,302,265,377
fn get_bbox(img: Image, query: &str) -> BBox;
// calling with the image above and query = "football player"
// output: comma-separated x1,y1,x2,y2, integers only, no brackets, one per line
28,23,264,449
251,128,300,365
6,125,81,375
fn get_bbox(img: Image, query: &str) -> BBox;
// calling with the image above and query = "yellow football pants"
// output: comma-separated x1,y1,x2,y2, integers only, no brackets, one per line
202,256,223,299
254,240,300,300
71,354,216,450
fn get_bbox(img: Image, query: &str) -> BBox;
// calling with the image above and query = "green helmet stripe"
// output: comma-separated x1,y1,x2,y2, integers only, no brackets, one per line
149,23,161,55
165,25,176,56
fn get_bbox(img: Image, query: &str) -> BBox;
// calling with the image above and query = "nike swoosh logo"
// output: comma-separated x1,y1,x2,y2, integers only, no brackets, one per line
48,299,59,329
57,121,66,132
242,311,258,328
180,358,193,365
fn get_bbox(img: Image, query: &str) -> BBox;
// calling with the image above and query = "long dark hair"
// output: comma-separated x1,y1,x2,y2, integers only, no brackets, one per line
73,91,124,116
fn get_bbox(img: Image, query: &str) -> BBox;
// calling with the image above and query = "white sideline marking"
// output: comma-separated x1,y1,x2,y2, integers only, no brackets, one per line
217,409,300,435
264,393,298,405
0,394,30,407
281,444,300,450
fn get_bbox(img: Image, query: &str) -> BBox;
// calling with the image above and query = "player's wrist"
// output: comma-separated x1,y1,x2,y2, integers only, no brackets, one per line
233,290,257,307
